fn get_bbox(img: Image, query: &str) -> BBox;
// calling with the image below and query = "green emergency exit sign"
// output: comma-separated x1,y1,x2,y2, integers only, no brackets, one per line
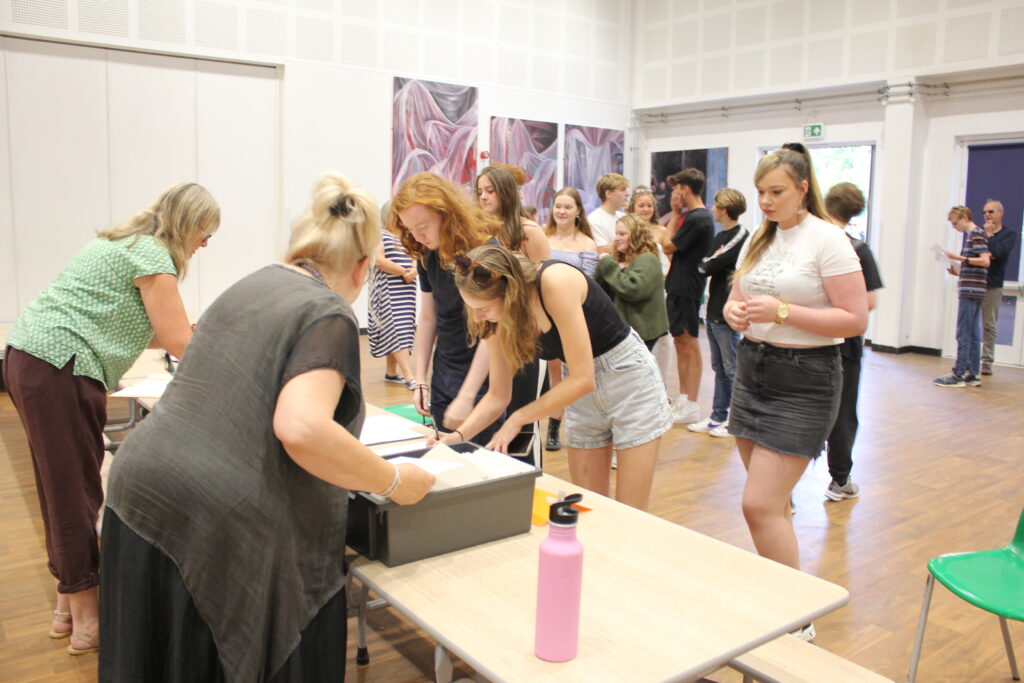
803,123,824,140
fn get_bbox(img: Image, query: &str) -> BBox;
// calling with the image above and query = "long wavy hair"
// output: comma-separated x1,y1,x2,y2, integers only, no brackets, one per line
615,214,659,263
453,244,540,373
98,182,220,279
627,185,661,225
543,187,595,240
285,172,380,275
388,172,499,267
477,165,527,251
735,142,829,279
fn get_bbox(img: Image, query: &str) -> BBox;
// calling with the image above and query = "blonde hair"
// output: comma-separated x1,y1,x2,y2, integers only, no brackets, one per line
454,244,540,373
544,187,595,240
98,182,220,279
948,205,973,222
735,143,828,279
285,172,380,274
713,188,747,220
596,173,629,201
615,214,659,263
389,172,499,268
627,185,660,224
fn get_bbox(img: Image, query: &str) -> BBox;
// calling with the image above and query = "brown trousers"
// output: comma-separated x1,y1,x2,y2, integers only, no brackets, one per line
3,346,107,593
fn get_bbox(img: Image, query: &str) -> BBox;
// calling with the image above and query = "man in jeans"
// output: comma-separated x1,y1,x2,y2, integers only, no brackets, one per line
934,206,990,388
979,200,1019,375
689,188,748,438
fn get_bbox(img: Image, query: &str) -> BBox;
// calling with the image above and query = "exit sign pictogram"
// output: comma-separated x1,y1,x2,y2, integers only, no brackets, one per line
803,124,824,139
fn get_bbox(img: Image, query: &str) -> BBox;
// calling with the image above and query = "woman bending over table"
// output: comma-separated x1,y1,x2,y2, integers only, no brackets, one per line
99,173,433,681
4,181,219,656
391,172,503,442
435,244,670,511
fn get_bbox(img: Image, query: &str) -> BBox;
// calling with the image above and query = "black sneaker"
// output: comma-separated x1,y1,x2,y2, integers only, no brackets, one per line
933,374,966,388
384,374,406,385
963,374,982,387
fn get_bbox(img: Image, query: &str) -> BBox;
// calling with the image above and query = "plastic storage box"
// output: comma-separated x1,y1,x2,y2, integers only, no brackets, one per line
347,442,542,567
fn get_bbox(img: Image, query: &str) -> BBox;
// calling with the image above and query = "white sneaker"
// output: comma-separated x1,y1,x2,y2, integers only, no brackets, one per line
672,400,701,425
687,417,719,433
790,623,816,642
708,422,731,438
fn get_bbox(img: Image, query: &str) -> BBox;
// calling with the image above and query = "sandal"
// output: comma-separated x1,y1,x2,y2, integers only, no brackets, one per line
48,610,72,639
67,631,99,656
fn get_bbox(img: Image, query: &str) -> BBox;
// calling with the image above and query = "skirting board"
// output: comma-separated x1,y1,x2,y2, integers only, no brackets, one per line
866,341,942,356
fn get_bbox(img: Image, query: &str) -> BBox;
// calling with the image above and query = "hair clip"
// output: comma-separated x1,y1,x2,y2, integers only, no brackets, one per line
329,196,354,218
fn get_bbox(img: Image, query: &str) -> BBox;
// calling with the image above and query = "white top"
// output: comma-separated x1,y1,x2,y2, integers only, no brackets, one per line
587,207,622,247
736,213,861,346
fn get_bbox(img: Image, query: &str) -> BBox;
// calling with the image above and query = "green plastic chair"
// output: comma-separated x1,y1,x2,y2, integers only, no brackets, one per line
907,507,1024,682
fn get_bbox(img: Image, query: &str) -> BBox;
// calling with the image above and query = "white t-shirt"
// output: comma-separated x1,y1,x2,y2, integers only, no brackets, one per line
587,207,622,247
735,213,861,346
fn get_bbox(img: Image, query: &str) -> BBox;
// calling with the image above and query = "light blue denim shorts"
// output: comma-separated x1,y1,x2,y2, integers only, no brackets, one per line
564,331,671,451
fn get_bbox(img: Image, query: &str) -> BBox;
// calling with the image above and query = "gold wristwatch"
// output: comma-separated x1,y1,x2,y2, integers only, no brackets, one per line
774,301,790,325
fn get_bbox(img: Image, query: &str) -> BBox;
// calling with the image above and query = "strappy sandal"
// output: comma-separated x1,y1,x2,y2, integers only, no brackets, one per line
67,631,99,656
48,611,72,639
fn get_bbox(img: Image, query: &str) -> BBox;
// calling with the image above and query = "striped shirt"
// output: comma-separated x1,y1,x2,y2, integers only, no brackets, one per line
958,227,989,300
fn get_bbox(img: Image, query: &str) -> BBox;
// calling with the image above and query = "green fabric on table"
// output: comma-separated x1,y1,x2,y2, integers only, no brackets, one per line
383,403,432,425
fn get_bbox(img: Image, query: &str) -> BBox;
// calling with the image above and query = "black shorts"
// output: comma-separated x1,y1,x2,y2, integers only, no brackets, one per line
666,294,700,338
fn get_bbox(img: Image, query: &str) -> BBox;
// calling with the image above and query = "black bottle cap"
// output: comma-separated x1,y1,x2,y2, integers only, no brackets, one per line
550,493,583,525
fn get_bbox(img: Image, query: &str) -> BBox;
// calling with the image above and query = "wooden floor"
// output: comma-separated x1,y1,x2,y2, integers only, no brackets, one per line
1,341,1021,682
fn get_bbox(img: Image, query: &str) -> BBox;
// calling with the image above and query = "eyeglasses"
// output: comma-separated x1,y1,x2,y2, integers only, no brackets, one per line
983,210,997,214
453,253,497,287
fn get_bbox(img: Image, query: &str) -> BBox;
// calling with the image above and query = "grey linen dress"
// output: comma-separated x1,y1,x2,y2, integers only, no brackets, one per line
102,265,365,682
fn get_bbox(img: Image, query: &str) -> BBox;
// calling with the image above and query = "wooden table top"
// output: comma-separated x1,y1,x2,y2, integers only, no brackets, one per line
351,471,849,682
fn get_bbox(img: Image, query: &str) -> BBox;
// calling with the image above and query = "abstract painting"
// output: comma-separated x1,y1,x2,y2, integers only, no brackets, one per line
650,147,729,219
564,125,625,213
489,117,558,223
392,78,478,193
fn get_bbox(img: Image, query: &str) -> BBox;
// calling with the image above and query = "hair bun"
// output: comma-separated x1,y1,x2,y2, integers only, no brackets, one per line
329,195,354,218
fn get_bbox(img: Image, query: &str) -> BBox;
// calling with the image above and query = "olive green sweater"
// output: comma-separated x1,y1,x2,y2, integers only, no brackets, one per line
594,252,669,343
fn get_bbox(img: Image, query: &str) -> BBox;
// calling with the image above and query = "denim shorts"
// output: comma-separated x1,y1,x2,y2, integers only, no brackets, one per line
564,331,671,451
728,338,842,459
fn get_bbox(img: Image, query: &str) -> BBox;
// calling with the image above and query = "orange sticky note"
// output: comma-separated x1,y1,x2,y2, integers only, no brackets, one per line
532,488,592,526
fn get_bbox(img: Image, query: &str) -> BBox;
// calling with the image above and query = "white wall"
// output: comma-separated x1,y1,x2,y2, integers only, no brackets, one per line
0,36,279,323
2,2,634,328
638,87,1024,356
633,0,1024,110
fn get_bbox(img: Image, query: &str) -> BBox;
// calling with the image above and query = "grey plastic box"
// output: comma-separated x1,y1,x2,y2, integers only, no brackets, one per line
346,442,542,567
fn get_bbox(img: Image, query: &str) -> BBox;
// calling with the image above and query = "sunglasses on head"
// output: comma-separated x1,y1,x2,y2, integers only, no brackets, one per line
453,253,497,286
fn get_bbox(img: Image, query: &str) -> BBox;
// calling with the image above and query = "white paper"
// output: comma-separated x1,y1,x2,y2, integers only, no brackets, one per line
373,440,429,456
111,378,170,398
358,414,424,446
388,456,466,475
931,243,961,275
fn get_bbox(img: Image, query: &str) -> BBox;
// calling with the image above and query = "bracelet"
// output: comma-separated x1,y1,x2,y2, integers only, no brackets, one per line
415,384,430,391
378,462,401,498
452,429,464,442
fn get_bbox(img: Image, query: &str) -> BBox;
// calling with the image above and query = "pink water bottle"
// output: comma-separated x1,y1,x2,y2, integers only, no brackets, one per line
535,493,584,662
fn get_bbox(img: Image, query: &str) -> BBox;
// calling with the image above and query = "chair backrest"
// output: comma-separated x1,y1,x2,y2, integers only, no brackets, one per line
1011,507,1024,554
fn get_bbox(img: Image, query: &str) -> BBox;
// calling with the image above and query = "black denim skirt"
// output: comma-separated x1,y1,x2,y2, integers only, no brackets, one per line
728,337,842,459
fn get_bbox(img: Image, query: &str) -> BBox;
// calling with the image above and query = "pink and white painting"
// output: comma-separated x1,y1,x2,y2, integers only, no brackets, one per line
564,124,625,213
392,77,478,193
489,117,558,223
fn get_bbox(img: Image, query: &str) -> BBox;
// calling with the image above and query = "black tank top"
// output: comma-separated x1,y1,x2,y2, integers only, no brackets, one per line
535,260,630,362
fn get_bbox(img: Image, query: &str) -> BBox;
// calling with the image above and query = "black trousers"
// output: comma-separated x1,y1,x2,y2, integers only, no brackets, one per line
826,354,860,484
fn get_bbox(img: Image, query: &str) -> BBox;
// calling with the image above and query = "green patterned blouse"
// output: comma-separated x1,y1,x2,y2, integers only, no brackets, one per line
7,235,176,390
